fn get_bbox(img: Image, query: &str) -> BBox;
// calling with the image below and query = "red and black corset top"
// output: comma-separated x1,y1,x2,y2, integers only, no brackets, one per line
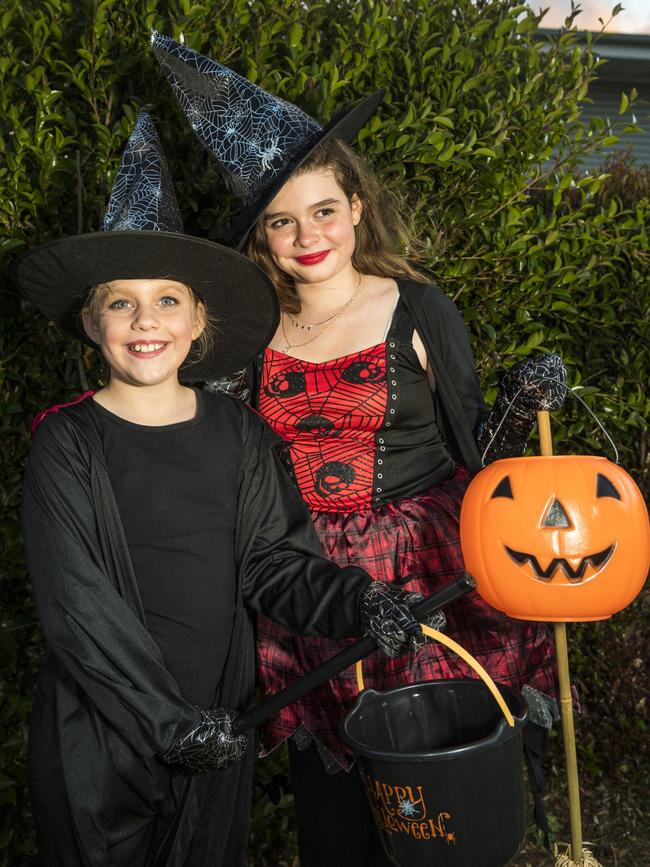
258,299,455,513
260,344,388,511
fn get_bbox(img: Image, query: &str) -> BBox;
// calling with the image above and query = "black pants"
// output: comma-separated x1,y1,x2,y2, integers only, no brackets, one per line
288,740,394,867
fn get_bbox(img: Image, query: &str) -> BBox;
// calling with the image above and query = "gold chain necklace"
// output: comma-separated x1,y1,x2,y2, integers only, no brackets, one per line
280,273,363,354
286,272,362,332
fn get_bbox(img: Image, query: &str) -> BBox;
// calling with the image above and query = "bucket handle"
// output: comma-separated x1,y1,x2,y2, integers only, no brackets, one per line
355,624,516,728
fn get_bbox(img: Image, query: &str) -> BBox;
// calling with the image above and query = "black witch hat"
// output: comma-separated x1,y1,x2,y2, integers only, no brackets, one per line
12,110,279,379
151,31,383,246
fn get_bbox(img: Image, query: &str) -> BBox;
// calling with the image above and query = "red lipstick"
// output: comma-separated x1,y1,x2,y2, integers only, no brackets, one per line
295,250,330,265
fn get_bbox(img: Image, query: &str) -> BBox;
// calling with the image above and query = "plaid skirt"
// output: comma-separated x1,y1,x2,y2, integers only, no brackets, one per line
256,467,557,770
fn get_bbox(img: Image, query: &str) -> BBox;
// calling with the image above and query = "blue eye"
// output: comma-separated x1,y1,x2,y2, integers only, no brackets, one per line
159,296,179,307
108,299,130,310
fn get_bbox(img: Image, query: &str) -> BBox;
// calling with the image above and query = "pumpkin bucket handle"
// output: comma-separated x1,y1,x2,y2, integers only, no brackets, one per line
481,377,620,467
354,625,516,728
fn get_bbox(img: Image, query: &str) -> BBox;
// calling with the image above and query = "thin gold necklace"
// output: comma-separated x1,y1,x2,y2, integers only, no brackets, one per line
286,272,362,332
280,273,363,353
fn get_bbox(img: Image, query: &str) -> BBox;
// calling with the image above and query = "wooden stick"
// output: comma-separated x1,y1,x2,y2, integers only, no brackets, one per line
537,410,584,864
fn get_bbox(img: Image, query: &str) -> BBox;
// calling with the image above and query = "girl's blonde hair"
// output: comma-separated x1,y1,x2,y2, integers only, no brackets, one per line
83,280,218,366
245,138,427,313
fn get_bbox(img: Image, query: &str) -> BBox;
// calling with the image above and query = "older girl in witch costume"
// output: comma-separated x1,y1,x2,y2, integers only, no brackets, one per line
153,34,567,867
14,111,427,867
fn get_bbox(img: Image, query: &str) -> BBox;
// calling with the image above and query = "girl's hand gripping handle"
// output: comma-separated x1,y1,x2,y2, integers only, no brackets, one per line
161,709,247,774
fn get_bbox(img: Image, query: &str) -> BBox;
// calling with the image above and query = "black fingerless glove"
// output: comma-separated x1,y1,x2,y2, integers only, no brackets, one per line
359,581,427,658
161,709,248,774
476,353,567,463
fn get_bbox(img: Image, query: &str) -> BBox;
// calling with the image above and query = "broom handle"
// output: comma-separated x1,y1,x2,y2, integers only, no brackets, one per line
234,571,476,735
537,410,584,863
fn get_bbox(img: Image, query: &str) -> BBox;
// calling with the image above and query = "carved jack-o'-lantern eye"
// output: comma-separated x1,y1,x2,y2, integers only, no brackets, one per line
491,476,513,499
596,473,620,500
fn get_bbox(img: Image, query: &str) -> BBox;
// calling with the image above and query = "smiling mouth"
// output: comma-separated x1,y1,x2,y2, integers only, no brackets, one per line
505,545,615,581
296,250,330,265
126,342,167,355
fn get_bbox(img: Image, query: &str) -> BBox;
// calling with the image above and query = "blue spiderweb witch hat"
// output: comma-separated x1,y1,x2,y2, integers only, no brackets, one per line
12,110,278,380
151,30,383,246
101,109,184,233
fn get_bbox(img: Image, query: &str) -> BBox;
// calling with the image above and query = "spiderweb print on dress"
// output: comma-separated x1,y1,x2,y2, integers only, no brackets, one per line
102,110,183,233
260,345,388,511
151,31,321,202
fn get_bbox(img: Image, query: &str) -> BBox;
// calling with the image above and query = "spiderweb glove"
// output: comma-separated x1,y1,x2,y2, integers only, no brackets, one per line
203,368,250,402
161,709,247,774
359,581,428,658
476,353,567,463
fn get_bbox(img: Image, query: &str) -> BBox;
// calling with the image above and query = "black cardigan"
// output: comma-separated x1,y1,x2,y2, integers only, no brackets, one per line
396,279,487,473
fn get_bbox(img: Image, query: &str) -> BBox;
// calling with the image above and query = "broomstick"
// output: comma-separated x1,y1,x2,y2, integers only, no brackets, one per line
537,410,602,867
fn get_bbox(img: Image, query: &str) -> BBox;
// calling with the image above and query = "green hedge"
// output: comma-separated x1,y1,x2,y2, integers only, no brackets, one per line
1,0,648,862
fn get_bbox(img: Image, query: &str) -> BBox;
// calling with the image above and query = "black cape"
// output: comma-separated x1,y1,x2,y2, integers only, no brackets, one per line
22,393,370,866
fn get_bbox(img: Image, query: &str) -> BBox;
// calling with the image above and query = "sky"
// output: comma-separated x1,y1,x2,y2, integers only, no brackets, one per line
531,0,650,34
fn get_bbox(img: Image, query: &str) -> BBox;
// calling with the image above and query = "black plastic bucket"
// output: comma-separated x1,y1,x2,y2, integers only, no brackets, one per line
342,679,528,867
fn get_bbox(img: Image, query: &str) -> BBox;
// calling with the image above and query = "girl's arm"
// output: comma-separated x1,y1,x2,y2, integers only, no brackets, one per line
21,414,199,757
476,354,567,462
402,281,565,466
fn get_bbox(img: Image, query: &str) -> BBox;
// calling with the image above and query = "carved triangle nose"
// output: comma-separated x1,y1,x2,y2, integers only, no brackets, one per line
542,498,571,528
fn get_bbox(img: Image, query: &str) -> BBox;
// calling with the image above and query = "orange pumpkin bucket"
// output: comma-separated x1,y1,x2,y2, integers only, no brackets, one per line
459,454,650,622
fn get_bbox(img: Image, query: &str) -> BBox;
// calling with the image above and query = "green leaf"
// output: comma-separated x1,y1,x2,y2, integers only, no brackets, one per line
474,147,496,158
432,115,454,129
288,22,303,48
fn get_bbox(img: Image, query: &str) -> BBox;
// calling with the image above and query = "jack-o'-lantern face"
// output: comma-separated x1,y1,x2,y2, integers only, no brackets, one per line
460,456,650,622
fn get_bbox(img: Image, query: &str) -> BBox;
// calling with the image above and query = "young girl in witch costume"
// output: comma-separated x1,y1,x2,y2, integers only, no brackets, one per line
14,111,427,867
153,34,567,867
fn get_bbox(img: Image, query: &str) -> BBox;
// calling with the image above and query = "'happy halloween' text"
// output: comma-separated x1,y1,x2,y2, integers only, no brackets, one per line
360,769,456,845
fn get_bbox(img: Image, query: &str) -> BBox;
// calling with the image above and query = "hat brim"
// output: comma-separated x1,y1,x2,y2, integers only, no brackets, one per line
12,231,279,381
232,90,385,249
